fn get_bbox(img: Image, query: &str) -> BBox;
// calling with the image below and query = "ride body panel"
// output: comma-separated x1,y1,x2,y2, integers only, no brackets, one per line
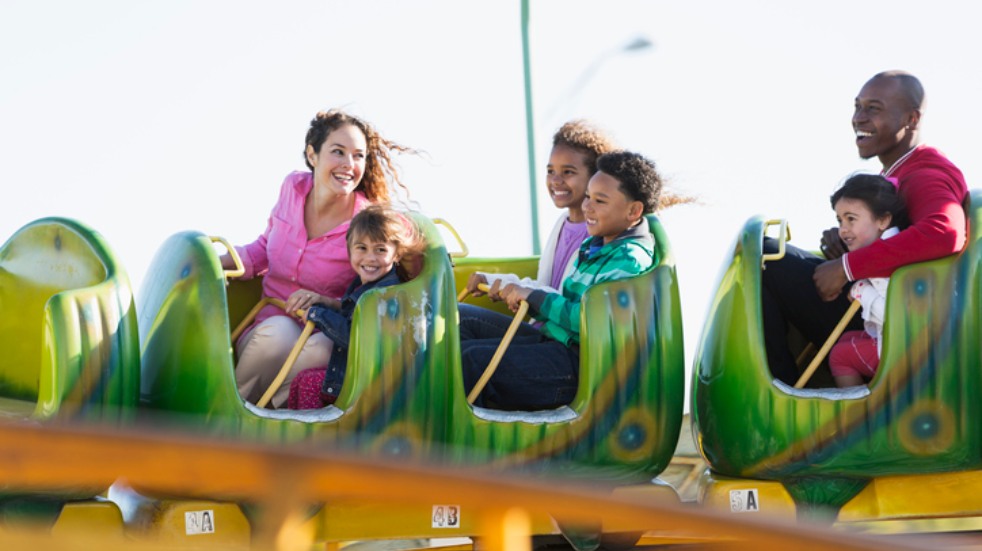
692,191,982,488
137,213,455,456
0,217,139,497
447,215,684,483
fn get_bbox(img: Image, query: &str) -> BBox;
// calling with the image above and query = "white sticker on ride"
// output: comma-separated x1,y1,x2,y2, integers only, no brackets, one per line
431,505,461,528
185,509,216,535
729,489,759,513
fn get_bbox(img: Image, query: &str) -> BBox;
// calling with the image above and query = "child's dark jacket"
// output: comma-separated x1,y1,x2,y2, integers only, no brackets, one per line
306,267,401,400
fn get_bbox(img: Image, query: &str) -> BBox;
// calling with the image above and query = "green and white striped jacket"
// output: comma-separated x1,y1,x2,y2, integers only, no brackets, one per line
526,222,656,346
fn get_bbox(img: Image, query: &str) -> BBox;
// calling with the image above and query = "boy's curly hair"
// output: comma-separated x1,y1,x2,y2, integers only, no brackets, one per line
595,151,662,214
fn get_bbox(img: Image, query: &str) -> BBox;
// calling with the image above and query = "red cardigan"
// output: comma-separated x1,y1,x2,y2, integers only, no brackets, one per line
844,145,969,280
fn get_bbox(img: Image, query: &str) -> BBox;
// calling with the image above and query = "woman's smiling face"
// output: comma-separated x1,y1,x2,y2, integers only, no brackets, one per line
306,124,368,194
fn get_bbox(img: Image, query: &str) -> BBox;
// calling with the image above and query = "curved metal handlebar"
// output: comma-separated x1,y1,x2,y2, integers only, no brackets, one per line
230,296,311,409
461,283,530,405
211,236,245,279
458,282,494,303
432,218,469,259
794,300,861,389
760,219,791,269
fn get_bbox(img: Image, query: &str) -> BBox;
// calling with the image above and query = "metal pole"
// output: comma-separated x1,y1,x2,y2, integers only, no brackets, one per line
521,0,540,255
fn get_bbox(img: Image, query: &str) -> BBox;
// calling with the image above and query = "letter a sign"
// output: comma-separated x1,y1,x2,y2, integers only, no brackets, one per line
729,489,760,513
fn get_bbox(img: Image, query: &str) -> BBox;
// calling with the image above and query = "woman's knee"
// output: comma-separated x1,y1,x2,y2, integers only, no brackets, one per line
239,317,302,357
296,333,332,370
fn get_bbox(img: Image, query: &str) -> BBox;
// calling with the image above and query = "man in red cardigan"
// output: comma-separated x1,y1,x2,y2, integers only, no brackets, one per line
763,71,968,385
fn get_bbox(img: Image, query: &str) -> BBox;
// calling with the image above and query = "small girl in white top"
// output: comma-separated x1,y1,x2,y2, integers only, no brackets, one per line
828,173,908,387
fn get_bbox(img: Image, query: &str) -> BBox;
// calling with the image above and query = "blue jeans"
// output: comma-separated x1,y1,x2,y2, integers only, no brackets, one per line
458,305,578,410
461,335,579,410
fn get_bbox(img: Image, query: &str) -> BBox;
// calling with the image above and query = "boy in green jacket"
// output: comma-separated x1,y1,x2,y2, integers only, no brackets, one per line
461,150,662,410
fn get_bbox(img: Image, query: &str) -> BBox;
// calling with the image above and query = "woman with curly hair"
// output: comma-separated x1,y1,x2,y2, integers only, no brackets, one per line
222,109,415,408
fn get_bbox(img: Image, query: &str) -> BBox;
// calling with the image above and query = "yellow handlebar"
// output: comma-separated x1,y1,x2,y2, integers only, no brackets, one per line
211,236,245,279
761,219,791,269
432,218,469,259
466,289,529,405
458,282,492,302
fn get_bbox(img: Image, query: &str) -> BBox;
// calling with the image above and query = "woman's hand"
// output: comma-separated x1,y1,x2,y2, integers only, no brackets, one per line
219,253,239,273
286,289,322,315
500,284,532,312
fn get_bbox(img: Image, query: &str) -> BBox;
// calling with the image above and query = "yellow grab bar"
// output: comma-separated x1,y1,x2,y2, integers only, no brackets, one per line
432,218,469,259
761,219,791,269
211,236,245,279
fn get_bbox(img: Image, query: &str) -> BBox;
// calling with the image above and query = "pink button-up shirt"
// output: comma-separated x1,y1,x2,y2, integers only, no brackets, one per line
236,171,371,330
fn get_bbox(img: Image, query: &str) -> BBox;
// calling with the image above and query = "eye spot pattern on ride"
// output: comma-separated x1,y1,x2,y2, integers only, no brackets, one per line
898,400,955,456
617,289,631,308
608,408,659,463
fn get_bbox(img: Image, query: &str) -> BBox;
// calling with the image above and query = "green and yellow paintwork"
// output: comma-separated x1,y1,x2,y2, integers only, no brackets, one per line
132,213,683,544
137,214,683,484
448,215,684,483
0,217,138,422
137,213,455,453
0,217,138,514
692,191,982,517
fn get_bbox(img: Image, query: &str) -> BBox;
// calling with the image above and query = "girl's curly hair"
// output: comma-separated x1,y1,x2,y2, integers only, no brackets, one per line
552,119,617,176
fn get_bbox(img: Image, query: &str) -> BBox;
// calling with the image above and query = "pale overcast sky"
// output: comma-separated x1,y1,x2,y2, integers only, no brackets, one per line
3,1,980,407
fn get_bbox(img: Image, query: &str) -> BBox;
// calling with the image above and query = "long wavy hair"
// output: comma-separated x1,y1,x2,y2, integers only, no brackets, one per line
304,109,415,203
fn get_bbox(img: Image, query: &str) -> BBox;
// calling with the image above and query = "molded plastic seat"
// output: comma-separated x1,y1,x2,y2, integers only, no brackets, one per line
137,214,457,454
0,218,138,503
447,214,685,484
693,190,982,514
0,217,138,423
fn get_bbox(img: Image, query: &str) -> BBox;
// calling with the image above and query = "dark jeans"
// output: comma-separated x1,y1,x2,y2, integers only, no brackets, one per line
457,303,578,410
458,303,541,341
761,237,860,385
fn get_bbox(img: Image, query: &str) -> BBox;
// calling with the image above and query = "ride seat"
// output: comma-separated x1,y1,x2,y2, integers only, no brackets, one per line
0,218,137,420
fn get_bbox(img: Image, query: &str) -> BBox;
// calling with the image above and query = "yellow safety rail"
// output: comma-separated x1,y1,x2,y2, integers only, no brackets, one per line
761,219,791,269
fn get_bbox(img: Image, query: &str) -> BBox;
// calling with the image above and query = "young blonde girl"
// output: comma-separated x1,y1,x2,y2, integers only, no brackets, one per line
287,205,424,409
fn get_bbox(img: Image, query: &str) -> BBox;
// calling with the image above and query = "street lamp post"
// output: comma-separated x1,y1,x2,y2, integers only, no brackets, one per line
544,36,654,124
520,0,540,254
520,7,653,254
